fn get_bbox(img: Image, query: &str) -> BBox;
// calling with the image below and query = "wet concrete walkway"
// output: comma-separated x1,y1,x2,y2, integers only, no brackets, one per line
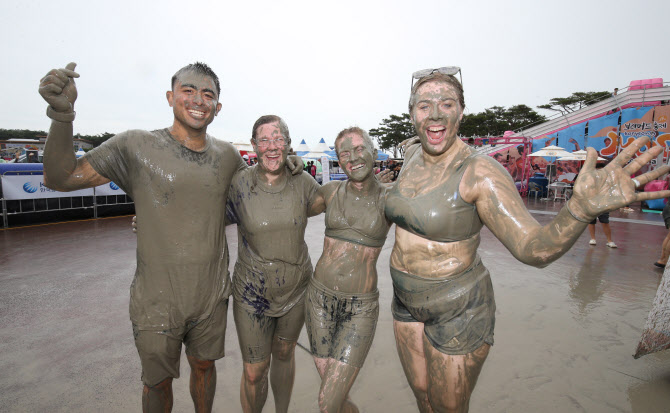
1,198,669,412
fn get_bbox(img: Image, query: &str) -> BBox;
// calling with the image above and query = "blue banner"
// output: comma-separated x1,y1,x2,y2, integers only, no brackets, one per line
587,112,620,158
557,122,587,152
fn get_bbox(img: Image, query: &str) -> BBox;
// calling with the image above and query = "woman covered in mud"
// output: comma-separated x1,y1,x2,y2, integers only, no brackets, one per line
384,68,670,412
304,127,392,413
226,115,319,413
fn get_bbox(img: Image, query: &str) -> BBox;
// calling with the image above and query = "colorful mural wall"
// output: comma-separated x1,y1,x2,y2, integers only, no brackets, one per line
515,104,670,184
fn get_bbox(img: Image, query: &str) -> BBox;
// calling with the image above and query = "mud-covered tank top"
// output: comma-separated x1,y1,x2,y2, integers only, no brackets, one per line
384,151,483,242
324,180,389,247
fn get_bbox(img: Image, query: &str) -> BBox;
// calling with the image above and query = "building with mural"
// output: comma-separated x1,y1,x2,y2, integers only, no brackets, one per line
477,78,670,191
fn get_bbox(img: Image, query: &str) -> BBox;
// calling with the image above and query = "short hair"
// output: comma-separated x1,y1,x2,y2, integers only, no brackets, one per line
171,62,221,97
251,115,291,146
334,126,375,156
408,72,465,113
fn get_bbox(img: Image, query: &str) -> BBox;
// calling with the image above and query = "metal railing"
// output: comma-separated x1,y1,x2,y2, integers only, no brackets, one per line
512,83,670,139
1,169,133,228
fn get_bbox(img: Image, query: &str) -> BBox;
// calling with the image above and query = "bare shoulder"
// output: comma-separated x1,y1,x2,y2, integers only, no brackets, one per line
461,154,515,202
319,181,340,204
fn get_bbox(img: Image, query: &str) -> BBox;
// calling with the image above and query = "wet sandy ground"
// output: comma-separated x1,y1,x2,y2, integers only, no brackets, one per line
1,198,670,412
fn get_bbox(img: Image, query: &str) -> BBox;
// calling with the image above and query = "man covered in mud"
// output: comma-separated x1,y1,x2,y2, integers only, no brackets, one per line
39,62,244,412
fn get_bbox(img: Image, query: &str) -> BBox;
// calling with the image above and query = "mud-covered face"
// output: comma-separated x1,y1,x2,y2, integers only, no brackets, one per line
252,121,288,174
410,80,463,156
337,133,376,182
167,70,221,132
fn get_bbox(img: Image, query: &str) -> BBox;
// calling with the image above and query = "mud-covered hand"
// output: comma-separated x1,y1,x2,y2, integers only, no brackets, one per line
39,62,79,113
286,155,304,175
131,216,137,234
376,169,393,183
567,136,670,221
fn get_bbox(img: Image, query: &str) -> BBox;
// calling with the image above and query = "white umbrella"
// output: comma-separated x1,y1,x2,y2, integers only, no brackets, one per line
528,145,573,158
559,150,606,161
529,145,573,193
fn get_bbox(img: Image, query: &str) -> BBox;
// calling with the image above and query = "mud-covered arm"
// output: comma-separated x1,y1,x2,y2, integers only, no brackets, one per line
224,189,239,226
39,62,109,191
470,158,587,268
469,137,670,268
43,121,110,190
307,181,338,217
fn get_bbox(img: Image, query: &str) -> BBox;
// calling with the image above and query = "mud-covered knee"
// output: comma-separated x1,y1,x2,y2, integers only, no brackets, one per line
187,355,214,372
144,377,173,391
272,337,297,361
430,389,467,413
243,362,270,384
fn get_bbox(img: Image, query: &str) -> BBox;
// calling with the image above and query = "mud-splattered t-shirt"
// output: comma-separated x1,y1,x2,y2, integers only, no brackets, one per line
85,128,247,330
226,168,319,316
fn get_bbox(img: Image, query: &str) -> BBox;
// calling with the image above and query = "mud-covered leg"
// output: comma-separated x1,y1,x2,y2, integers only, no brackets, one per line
314,357,360,413
393,320,433,413
424,339,489,413
240,358,271,413
658,230,670,265
187,355,216,413
270,335,298,413
142,378,173,413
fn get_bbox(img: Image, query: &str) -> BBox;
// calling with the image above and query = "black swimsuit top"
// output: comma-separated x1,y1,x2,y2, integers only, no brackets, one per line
324,180,389,248
384,149,483,242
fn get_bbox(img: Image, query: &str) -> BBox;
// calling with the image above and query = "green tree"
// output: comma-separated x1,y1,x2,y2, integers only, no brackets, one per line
538,91,611,114
369,113,416,157
460,105,546,136
0,128,47,140
76,132,115,148
0,128,115,148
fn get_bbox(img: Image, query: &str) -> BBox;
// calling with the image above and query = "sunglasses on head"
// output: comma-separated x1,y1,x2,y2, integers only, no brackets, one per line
411,66,462,89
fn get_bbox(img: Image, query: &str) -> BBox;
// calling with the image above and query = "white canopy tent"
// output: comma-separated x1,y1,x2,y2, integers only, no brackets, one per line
294,139,311,153
312,138,332,153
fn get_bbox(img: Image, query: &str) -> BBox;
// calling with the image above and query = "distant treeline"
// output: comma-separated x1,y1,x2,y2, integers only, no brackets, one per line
0,128,115,148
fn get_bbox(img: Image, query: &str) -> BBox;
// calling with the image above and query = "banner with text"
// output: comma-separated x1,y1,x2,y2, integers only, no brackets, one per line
586,112,620,158
620,107,655,150
1,175,125,200
653,105,670,162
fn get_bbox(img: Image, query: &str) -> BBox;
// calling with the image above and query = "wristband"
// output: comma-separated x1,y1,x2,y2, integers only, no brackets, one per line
565,200,591,223
46,106,76,122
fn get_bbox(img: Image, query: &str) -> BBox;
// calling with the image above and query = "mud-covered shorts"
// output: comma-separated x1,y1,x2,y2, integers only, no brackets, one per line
391,257,495,355
305,278,379,368
132,298,228,386
232,259,311,363
233,296,305,364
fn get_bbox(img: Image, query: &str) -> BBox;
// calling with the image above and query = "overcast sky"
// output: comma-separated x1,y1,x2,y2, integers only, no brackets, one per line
3,0,668,150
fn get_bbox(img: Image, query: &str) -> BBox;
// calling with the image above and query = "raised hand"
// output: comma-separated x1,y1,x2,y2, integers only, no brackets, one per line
38,62,79,113
376,168,393,183
286,155,304,175
568,136,670,221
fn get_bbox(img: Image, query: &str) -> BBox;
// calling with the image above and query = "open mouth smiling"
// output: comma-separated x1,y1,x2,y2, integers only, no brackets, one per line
426,125,446,143
188,109,206,118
